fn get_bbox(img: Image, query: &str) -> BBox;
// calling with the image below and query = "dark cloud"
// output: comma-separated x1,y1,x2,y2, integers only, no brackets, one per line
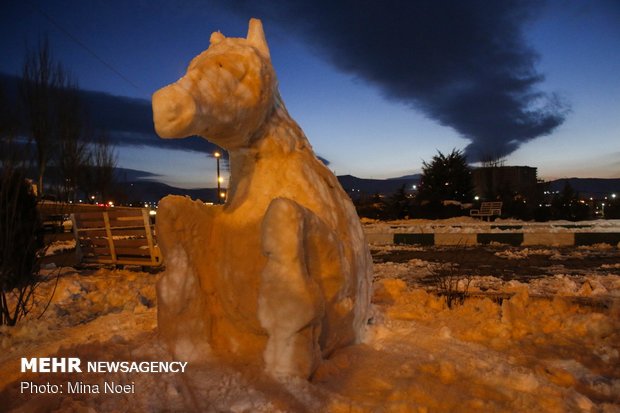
0,73,217,155
79,85,220,154
222,0,569,162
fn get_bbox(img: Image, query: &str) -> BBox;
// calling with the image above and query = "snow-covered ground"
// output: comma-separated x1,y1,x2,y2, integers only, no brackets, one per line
1,243,619,412
43,240,76,256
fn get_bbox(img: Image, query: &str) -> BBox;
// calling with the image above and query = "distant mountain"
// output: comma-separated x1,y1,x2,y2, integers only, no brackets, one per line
391,174,423,180
122,180,219,204
337,174,420,196
116,168,618,204
548,178,620,198
119,173,421,203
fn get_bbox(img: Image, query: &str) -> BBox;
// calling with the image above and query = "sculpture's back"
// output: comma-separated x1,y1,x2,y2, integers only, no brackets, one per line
152,18,372,378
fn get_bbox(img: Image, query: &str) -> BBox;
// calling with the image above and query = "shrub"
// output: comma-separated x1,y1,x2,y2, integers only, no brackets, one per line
427,247,472,308
0,168,44,326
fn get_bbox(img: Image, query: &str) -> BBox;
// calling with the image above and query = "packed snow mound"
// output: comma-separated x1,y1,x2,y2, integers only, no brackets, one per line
152,18,372,378
2,268,618,412
337,279,620,412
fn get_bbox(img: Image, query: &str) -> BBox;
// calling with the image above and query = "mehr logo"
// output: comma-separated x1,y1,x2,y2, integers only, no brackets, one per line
21,358,82,373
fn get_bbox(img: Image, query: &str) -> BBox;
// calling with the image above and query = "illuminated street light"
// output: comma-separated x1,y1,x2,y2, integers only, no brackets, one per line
214,151,222,204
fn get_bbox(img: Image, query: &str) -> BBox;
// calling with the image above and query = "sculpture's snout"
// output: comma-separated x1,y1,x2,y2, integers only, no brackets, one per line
152,84,198,139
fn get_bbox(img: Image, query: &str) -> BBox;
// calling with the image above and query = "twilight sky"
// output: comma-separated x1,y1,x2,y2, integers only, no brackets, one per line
1,0,619,188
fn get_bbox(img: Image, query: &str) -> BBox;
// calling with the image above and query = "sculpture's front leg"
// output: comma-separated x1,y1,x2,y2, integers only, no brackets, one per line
258,198,331,378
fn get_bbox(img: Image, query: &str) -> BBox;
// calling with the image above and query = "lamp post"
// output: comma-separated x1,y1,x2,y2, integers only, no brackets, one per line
214,151,222,204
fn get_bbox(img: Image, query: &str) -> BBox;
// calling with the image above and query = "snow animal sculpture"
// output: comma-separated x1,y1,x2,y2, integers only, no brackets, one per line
152,18,372,378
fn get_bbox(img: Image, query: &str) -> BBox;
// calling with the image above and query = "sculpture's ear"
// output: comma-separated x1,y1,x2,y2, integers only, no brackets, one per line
210,31,225,45
247,18,270,59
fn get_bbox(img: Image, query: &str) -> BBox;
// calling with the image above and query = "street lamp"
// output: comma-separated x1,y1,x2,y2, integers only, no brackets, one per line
214,151,222,204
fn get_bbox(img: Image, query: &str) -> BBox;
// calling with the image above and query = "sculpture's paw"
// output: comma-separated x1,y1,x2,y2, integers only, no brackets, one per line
156,195,218,251
157,246,195,311
157,195,197,230
157,244,212,362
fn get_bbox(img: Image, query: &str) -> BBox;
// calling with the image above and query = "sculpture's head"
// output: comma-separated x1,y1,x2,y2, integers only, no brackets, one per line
152,18,276,150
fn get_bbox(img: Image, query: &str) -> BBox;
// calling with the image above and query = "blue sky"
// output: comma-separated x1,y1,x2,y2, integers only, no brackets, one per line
1,1,618,188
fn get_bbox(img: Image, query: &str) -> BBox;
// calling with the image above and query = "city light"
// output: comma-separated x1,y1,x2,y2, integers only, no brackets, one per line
215,150,223,204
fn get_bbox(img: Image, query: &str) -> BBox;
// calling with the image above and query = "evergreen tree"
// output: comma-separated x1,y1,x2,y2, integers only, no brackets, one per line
385,184,411,219
551,181,589,221
417,149,473,204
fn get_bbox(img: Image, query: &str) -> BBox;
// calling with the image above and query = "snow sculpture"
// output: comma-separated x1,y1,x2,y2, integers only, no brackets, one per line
151,18,372,378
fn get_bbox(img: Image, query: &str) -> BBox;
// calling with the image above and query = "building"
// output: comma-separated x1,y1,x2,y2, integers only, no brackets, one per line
472,166,539,201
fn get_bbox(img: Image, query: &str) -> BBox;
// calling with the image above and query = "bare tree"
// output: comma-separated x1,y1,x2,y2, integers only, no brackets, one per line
20,36,68,198
0,85,20,165
56,80,88,202
88,132,117,203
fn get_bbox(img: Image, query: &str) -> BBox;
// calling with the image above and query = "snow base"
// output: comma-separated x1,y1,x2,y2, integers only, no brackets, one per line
1,266,618,412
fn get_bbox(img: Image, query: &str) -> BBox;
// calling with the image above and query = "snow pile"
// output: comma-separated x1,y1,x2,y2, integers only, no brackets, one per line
528,274,620,297
1,266,619,412
372,260,431,283
580,243,616,251
468,276,511,293
355,279,620,412
494,248,554,259
372,244,426,253
43,240,76,256
0,269,156,352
